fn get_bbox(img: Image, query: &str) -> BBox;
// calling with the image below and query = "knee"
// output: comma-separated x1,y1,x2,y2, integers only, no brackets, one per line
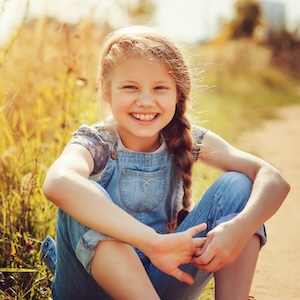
213,172,253,226
92,241,135,272
218,171,252,199
95,240,131,254
94,240,137,262
221,171,252,184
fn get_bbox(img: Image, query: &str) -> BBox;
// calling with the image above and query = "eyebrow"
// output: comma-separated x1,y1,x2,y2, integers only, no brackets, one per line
119,80,174,85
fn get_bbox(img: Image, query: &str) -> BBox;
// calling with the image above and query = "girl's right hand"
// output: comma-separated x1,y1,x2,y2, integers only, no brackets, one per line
145,223,207,285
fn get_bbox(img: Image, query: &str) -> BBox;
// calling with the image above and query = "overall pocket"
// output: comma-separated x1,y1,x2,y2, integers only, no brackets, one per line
120,167,167,212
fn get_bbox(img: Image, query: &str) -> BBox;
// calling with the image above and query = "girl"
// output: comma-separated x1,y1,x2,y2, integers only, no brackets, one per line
42,26,290,300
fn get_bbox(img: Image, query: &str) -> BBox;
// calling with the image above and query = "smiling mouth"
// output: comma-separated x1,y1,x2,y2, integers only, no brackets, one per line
131,113,159,121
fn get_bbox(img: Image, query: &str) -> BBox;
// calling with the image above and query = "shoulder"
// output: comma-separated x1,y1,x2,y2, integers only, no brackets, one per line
191,125,208,144
191,125,208,160
71,123,115,141
68,123,115,175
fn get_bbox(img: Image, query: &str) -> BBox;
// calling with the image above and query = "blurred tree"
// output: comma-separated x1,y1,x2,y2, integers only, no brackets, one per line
119,0,155,25
267,29,300,74
213,0,300,74
228,0,262,39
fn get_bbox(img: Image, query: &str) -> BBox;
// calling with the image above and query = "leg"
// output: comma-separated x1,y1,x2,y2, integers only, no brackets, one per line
149,172,265,300
52,209,113,300
91,240,160,300
214,234,260,300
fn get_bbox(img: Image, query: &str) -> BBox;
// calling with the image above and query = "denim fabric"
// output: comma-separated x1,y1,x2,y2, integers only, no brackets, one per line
44,144,266,300
41,236,56,274
98,150,183,231
51,147,183,299
147,171,266,300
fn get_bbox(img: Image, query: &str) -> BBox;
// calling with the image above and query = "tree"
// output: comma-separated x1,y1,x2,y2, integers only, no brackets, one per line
228,0,261,39
119,0,155,25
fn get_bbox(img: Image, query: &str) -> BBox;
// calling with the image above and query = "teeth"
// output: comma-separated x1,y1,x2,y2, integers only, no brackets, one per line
131,113,157,121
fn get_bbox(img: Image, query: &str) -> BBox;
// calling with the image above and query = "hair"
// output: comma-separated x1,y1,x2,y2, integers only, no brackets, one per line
98,26,195,227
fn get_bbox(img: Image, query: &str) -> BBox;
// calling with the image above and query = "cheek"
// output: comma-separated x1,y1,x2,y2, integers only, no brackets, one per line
110,95,131,117
163,94,178,113
159,102,177,124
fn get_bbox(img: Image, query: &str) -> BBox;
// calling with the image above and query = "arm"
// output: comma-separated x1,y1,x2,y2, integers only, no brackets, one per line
193,131,290,271
44,144,157,251
199,131,289,231
44,144,206,284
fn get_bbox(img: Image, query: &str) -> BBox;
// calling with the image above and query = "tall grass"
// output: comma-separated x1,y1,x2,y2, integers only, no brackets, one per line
0,18,299,299
0,18,106,299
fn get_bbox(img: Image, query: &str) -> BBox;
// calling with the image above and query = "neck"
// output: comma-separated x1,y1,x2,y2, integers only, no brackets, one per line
117,131,161,152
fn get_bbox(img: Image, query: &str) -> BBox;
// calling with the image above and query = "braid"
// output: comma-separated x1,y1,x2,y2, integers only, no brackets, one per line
164,96,195,211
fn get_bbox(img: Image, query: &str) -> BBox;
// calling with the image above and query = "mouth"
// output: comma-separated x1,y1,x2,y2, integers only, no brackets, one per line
130,113,159,121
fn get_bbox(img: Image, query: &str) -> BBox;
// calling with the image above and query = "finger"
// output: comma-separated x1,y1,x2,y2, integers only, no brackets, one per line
192,241,223,271
193,237,207,249
187,223,207,237
195,232,213,255
193,256,224,273
172,268,194,285
193,254,212,267
193,243,214,265
194,247,205,257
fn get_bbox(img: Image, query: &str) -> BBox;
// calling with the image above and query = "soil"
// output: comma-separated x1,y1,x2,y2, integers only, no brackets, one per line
237,105,300,299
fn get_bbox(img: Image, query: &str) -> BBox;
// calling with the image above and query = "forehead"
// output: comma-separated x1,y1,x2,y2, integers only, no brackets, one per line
112,57,172,80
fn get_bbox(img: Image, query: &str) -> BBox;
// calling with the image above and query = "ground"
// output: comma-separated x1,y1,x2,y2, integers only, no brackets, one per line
237,105,300,299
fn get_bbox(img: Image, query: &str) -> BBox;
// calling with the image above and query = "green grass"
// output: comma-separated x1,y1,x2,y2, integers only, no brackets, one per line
0,19,299,299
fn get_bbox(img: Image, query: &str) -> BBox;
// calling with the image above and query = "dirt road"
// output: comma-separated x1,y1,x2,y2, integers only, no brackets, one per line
238,105,300,299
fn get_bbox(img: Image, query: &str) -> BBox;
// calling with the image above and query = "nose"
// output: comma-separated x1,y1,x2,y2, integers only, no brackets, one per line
136,92,155,107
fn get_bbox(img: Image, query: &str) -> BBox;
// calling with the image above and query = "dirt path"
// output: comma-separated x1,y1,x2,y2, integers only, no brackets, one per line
237,105,300,299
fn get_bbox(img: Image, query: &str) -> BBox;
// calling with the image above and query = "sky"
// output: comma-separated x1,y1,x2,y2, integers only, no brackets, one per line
0,0,300,47
154,0,300,43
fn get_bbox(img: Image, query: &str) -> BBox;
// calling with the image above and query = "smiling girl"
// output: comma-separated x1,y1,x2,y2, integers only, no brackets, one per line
42,26,289,300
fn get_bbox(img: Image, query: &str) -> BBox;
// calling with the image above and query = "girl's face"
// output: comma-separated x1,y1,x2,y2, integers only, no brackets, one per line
106,57,178,152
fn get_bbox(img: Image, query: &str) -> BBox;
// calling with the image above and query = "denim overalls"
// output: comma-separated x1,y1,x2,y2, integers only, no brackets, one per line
42,125,266,300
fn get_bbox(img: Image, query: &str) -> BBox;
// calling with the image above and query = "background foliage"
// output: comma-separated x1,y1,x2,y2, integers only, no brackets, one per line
0,0,299,299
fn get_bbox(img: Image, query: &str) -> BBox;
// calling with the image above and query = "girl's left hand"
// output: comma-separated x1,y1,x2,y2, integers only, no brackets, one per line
192,220,250,272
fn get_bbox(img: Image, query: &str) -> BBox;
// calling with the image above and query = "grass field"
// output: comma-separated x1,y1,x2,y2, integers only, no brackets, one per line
0,19,299,299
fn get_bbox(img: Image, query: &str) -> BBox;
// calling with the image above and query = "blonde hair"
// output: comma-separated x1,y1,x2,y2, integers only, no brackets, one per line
98,26,195,224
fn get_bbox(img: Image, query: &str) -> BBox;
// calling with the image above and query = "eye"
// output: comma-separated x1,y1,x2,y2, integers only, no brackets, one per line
155,85,168,90
123,85,137,89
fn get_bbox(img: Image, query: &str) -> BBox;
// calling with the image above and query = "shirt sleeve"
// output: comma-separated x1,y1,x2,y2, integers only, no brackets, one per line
191,125,208,161
67,125,110,175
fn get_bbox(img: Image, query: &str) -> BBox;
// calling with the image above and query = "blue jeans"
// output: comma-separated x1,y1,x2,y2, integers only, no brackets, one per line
42,171,266,300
